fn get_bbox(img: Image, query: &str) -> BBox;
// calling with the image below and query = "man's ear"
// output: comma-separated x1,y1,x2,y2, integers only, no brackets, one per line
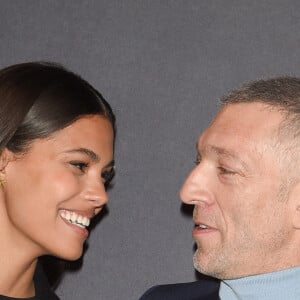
289,181,300,229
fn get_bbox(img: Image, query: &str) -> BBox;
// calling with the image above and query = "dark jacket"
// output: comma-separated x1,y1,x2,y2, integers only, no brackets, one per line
139,277,220,300
34,263,60,300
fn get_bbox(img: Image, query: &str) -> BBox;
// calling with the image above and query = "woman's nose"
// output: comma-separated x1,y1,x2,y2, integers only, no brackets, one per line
84,180,109,207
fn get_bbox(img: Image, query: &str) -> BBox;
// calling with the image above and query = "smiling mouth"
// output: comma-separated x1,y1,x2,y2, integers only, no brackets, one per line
195,224,209,230
59,210,90,228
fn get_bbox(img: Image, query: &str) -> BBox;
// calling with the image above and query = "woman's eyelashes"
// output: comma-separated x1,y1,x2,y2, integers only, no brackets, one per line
69,161,115,188
194,154,201,165
70,161,89,172
101,167,115,189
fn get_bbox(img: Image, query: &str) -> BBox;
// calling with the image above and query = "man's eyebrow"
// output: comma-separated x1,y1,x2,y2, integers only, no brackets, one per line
196,143,239,157
196,143,248,167
64,148,100,162
209,145,240,159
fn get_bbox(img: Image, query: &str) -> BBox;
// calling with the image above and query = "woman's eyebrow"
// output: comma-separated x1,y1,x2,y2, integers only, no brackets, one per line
64,148,100,162
64,148,115,168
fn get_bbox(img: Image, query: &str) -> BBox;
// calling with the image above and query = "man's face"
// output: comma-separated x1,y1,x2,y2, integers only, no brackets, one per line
180,102,298,279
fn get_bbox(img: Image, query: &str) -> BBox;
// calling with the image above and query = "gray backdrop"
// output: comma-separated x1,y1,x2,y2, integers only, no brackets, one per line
0,1,299,299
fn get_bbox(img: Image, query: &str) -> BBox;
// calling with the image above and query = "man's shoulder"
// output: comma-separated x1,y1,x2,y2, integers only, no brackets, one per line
139,277,220,300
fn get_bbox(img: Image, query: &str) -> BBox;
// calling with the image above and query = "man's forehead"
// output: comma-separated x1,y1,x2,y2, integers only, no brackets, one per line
195,102,287,167
200,103,284,142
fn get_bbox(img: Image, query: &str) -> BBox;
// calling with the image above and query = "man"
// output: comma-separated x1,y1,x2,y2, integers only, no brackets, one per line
140,77,300,299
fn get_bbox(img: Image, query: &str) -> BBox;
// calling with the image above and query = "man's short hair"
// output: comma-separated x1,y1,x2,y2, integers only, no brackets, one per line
221,77,300,137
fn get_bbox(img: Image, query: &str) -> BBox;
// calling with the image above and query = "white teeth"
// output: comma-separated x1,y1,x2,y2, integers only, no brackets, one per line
82,217,89,226
71,212,77,222
60,210,90,228
65,211,71,221
77,215,83,224
198,224,208,229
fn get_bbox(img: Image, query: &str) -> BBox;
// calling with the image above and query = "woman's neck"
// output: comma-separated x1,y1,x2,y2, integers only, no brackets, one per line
0,206,39,298
0,250,37,297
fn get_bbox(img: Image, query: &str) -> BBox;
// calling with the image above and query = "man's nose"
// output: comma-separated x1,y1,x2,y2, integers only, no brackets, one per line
179,163,214,207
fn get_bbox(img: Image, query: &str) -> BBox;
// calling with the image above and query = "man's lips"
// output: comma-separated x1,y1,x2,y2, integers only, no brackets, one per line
193,221,218,234
195,223,209,230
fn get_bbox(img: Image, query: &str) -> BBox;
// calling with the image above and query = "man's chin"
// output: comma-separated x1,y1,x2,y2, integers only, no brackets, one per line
193,249,210,275
193,249,225,279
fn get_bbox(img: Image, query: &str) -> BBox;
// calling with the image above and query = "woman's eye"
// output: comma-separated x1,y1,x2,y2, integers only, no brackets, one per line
70,162,88,172
194,155,201,165
101,168,115,188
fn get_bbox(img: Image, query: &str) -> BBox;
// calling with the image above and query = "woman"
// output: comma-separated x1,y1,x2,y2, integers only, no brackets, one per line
0,62,115,299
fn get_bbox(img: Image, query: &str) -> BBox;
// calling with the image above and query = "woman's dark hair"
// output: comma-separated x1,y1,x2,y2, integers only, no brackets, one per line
0,61,115,153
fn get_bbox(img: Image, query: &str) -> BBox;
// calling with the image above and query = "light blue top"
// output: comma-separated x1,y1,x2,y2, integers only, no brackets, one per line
219,266,300,300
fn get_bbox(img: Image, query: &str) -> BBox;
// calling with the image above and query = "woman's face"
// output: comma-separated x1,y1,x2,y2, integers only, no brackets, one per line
1,115,114,260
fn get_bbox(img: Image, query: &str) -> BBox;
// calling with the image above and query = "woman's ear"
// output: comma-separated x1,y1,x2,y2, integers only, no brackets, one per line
0,148,14,172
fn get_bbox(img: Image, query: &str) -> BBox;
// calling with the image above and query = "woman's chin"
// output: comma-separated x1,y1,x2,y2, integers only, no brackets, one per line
50,246,84,262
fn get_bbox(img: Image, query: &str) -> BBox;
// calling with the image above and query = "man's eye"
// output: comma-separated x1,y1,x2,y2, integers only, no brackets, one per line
70,162,88,172
218,166,235,175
